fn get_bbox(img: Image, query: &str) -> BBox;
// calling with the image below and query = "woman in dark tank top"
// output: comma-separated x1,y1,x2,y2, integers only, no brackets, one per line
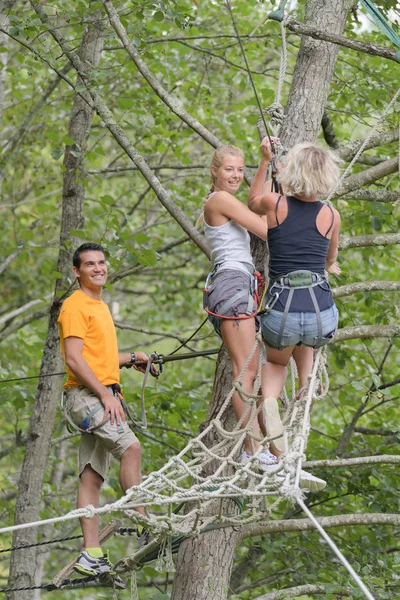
248,139,342,492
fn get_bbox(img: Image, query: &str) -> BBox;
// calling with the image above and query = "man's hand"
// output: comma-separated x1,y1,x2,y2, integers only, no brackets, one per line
132,351,156,374
100,391,125,426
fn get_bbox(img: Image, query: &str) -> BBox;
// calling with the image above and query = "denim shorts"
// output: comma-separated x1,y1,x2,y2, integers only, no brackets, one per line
260,304,339,350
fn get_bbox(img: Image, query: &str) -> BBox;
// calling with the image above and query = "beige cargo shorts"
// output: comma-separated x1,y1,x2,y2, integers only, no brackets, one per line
65,386,139,480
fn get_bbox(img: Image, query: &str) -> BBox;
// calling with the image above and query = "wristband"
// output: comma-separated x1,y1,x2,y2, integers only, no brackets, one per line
126,352,136,368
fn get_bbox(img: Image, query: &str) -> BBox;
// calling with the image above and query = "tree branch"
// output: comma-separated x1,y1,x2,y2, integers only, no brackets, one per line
332,280,400,298
0,296,51,327
345,190,400,203
333,324,400,342
30,1,210,259
241,512,400,541
101,0,254,184
354,426,398,436
339,232,400,250
338,129,399,161
334,157,398,198
0,308,49,342
286,17,400,63
303,454,400,469
252,584,349,599
0,248,22,276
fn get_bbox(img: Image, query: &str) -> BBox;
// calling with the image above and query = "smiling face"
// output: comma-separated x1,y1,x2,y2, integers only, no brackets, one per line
73,250,107,298
212,154,244,194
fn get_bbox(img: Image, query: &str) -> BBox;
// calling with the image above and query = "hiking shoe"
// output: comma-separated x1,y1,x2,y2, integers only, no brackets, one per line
137,528,152,548
241,449,278,473
74,550,113,576
264,397,285,453
299,470,327,493
74,550,126,588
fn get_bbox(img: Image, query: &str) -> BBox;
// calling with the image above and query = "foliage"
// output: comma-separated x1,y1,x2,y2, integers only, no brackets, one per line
0,0,399,598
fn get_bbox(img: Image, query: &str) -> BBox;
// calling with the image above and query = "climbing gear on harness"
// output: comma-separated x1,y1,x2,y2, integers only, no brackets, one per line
62,391,111,435
203,268,264,321
62,384,137,435
259,270,328,348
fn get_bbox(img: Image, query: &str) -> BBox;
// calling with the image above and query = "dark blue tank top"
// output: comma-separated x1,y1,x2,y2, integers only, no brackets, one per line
268,196,334,312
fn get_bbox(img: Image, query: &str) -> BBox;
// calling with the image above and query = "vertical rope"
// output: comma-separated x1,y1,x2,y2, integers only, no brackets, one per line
325,87,400,203
297,498,376,600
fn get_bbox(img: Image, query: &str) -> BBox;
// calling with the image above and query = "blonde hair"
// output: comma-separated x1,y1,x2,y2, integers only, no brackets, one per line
278,142,341,198
196,144,244,228
209,144,244,194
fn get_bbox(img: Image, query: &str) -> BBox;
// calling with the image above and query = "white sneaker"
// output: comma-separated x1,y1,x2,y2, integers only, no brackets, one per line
299,470,326,493
241,450,278,473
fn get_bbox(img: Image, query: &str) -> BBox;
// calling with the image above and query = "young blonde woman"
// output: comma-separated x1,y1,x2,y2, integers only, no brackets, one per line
202,144,276,472
248,138,342,492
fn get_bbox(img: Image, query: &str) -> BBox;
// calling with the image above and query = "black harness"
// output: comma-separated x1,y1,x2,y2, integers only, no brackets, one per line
259,270,329,349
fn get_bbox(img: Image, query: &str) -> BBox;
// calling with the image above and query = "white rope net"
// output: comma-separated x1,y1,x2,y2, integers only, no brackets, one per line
0,336,328,539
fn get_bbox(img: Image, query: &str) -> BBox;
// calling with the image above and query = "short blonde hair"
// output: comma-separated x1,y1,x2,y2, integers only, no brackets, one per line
278,142,341,198
210,145,244,193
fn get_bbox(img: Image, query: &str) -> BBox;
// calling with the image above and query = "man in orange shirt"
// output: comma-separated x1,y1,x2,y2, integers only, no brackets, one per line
58,242,150,585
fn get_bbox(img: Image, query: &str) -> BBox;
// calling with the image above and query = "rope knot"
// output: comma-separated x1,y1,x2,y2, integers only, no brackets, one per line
83,504,96,518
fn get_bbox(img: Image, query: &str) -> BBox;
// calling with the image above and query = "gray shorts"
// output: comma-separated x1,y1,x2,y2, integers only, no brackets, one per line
205,269,259,336
65,386,139,480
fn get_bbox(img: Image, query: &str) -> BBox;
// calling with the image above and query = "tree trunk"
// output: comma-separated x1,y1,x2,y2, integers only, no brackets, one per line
6,15,105,599
172,350,242,599
281,0,356,147
172,1,354,598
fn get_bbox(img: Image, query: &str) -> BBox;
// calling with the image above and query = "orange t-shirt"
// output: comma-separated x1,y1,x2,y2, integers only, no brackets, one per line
58,290,120,390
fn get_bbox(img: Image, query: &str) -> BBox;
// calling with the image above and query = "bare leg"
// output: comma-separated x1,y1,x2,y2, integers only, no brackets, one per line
261,345,294,398
292,345,314,392
119,442,145,516
78,465,103,548
220,318,260,455
261,345,295,454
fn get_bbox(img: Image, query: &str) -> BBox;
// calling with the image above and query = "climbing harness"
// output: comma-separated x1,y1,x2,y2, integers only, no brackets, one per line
203,267,264,320
61,383,136,434
259,270,330,348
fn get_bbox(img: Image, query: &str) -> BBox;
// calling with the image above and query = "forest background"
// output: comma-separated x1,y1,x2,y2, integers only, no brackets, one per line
0,0,399,599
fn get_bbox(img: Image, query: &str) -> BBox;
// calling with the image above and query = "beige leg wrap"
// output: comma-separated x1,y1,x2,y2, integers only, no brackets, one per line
263,396,285,453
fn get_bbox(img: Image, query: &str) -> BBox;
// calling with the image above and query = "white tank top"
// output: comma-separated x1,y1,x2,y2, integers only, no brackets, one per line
203,193,254,274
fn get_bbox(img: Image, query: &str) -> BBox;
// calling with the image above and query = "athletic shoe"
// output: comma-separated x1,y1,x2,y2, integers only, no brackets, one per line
137,528,152,548
264,397,285,452
241,449,278,473
74,550,126,589
299,470,327,493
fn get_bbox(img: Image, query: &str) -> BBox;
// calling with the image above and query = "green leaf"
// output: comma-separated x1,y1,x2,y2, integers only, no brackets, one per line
100,194,114,205
51,149,64,160
134,232,150,244
62,135,75,145
69,229,87,238
153,11,164,21
132,248,157,266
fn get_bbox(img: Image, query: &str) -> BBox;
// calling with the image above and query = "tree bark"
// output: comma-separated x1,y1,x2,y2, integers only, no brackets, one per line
6,14,105,599
281,0,356,147
172,350,242,600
